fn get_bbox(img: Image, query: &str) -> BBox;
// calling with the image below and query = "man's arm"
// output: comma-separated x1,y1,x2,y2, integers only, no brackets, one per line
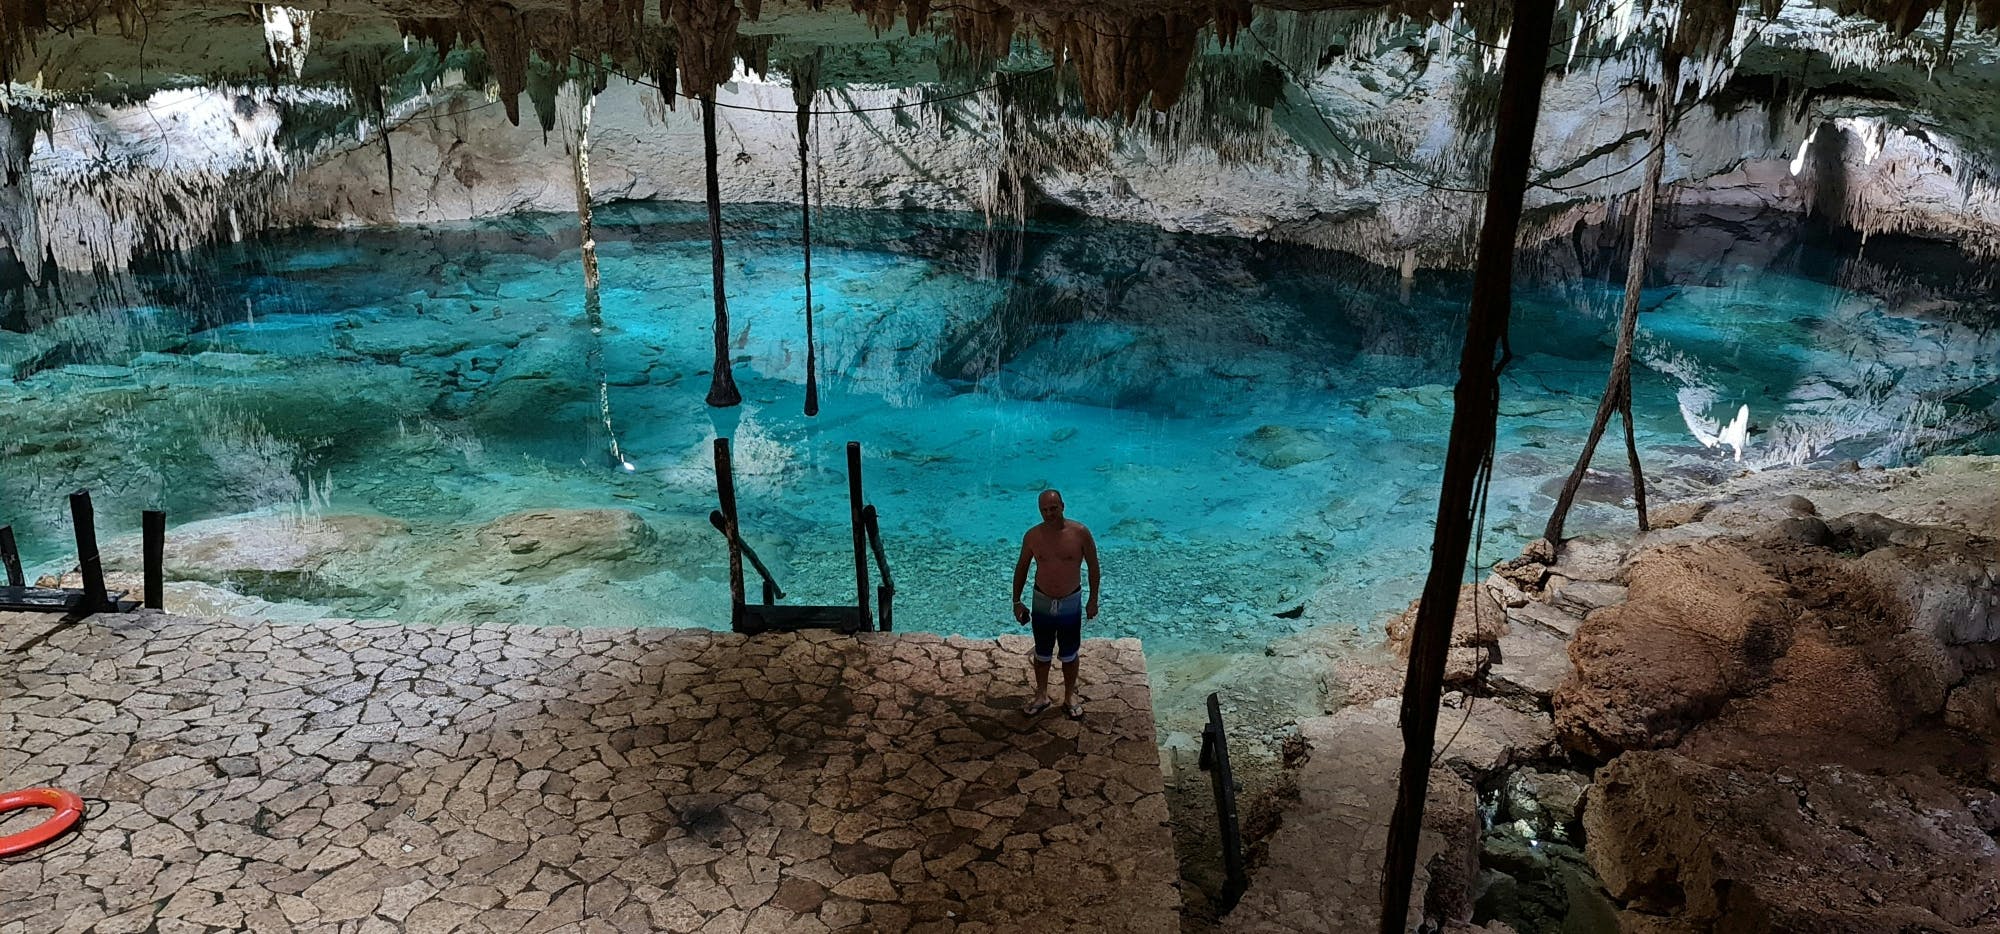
1011,535,1033,624
1082,526,1100,620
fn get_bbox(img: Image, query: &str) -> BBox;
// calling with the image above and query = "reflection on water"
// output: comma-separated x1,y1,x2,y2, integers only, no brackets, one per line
2,204,1996,653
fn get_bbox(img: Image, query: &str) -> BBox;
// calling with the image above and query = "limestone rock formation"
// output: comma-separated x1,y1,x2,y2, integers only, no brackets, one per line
1553,540,1795,759
1586,750,2000,933
1548,457,2000,932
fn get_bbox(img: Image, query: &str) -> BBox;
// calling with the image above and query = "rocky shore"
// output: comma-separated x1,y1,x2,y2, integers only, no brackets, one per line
1221,454,2000,933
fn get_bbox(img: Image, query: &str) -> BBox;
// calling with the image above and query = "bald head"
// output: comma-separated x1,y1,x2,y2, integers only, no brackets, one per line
1037,490,1065,526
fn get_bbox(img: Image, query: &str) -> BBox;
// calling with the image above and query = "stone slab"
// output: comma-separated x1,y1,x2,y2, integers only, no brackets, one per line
0,612,1181,933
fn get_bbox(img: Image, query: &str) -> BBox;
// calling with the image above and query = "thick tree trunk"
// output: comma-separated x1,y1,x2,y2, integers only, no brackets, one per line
703,94,742,408
1543,53,1679,545
1378,0,1558,931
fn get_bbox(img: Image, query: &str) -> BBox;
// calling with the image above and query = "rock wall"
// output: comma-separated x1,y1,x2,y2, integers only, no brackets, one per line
276,61,1993,271
10,0,2000,274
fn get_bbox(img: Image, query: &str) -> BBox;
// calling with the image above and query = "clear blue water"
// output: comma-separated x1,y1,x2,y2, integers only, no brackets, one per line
3,204,1997,664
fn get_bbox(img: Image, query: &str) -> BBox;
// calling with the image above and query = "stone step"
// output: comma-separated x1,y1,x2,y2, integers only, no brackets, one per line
1506,599,1582,639
1487,626,1572,704
1547,578,1628,616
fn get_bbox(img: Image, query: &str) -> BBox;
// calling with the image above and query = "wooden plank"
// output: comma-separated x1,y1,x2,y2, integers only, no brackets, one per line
740,604,862,635
0,587,86,613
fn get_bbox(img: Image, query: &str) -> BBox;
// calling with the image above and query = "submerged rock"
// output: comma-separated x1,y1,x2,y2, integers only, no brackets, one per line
471,509,655,575
1237,425,1340,470
98,511,409,598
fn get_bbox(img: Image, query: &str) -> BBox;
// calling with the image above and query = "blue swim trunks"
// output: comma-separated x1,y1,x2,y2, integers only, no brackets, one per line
1029,588,1082,664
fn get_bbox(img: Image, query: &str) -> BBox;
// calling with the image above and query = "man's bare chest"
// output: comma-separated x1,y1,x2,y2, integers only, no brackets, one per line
1030,529,1084,562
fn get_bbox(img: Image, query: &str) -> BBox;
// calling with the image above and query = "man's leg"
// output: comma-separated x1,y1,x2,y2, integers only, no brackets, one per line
1058,621,1082,712
1029,618,1056,709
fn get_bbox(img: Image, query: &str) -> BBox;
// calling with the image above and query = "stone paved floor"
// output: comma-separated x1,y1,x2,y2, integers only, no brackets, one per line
0,613,1179,933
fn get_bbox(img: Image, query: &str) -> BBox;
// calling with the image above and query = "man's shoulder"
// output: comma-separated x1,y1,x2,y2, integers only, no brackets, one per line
1065,520,1093,535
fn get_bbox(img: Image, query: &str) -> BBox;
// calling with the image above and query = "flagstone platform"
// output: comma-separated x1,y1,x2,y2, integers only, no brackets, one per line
0,612,1179,934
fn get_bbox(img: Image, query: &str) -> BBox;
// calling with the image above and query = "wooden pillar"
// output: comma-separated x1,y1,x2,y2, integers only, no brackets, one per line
142,510,165,610
713,438,747,630
68,490,109,612
847,441,871,630
1379,1,1558,931
0,525,23,587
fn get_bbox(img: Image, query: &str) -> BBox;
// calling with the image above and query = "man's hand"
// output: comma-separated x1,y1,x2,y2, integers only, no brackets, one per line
1013,601,1029,625
1086,596,1099,620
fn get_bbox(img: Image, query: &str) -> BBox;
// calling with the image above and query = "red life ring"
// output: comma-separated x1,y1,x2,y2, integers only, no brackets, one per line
0,787,84,857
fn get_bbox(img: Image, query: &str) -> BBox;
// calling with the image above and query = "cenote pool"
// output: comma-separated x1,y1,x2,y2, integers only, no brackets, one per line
3,203,1997,663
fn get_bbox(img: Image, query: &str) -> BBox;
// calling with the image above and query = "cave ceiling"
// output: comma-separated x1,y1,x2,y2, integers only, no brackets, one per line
7,0,1999,109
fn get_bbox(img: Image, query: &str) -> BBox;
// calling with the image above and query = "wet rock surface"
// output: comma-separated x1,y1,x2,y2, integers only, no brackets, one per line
0,616,1180,933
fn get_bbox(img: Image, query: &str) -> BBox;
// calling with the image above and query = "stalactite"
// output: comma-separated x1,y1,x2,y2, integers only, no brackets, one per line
260,6,315,79
571,75,630,469
338,50,400,217
669,0,742,99
0,0,52,87
472,2,531,126
1,107,43,283
793,52,822,418
701,94,742,408
28,87,299,272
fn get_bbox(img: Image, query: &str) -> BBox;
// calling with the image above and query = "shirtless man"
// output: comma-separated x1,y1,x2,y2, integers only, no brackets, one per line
1011,489,1099,719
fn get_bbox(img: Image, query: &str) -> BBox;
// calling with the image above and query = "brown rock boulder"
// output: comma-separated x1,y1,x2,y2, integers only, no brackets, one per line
1385,584,1508,687
1586,750,2000,933
1553,541,1793,759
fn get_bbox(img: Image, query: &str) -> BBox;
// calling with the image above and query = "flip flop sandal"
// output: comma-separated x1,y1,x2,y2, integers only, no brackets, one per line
1066,703,1084,720
1022,698,1054,716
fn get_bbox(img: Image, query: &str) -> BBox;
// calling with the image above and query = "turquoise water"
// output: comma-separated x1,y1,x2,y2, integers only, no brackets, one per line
3,204,1997,658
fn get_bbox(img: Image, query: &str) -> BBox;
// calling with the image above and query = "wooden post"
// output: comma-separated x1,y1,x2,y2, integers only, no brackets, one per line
713,438,747,631
1380,1,1558,931
1544,52,1678,545
847,441,871,630
68,490,109,612
1201,692,1248,913
0,524,23,587
142,510,165,610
